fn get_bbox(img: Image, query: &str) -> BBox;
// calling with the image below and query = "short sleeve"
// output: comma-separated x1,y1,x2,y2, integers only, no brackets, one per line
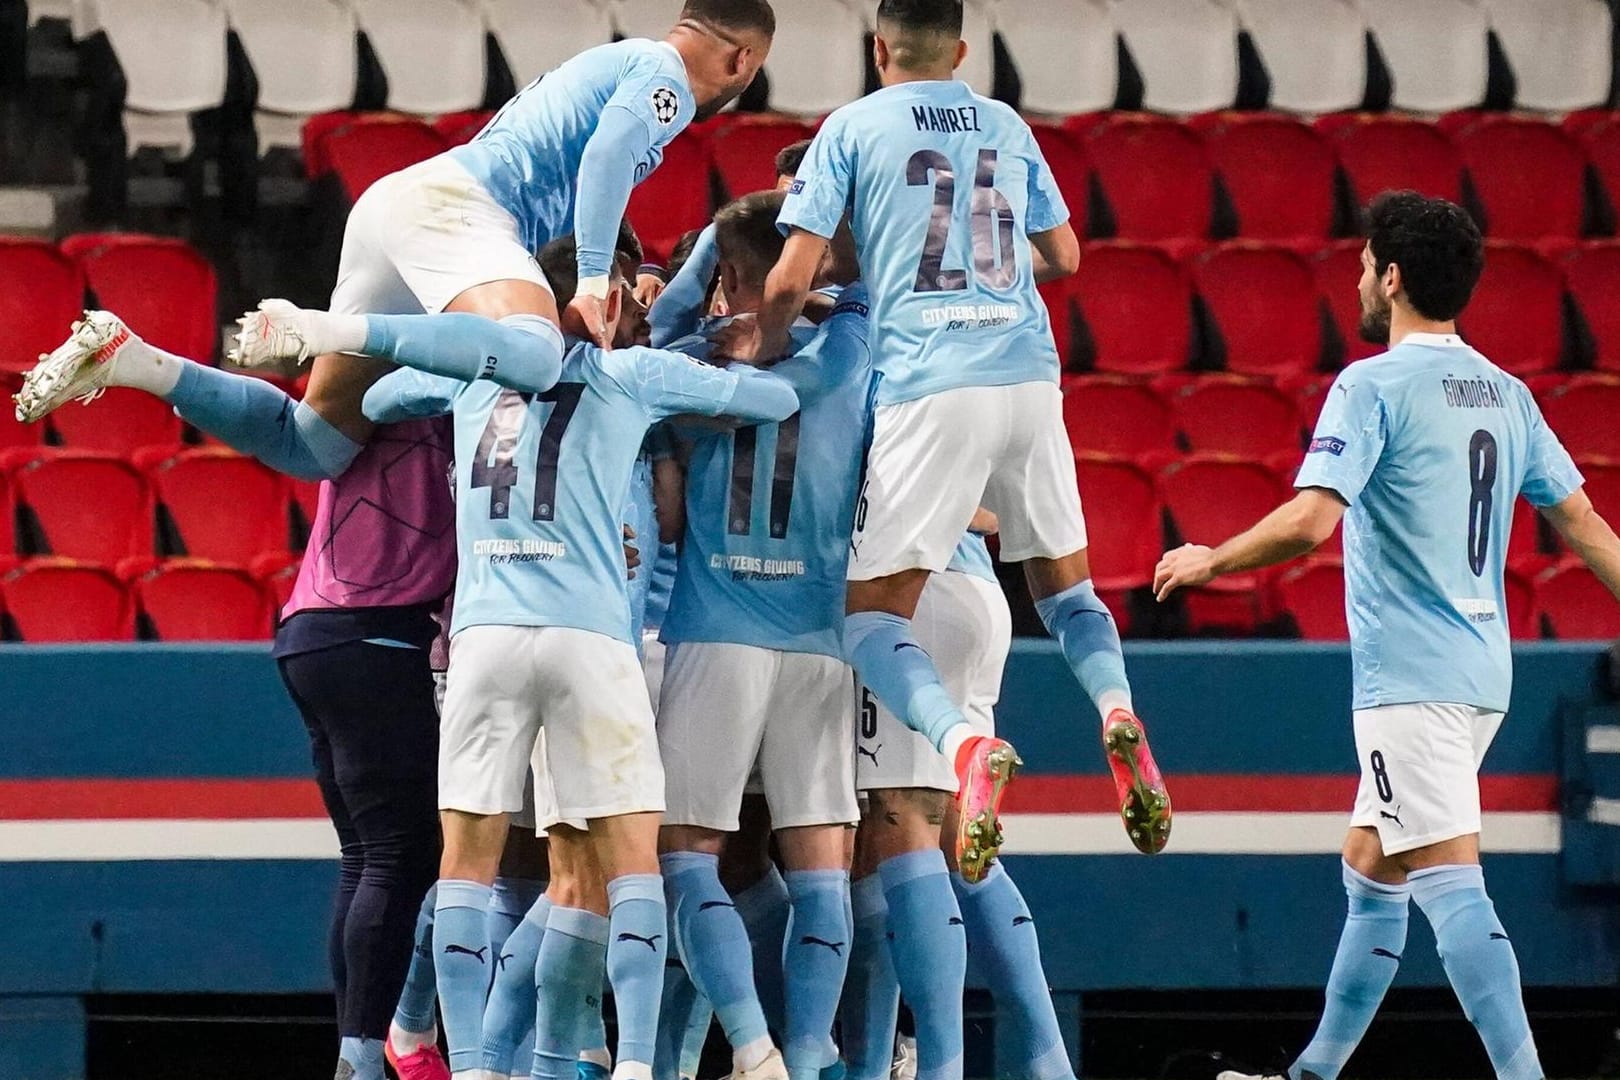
618,347,743,421
778,118,855,240
1520,402,1584,508
1021,125,1069,235
1295,370,1387,505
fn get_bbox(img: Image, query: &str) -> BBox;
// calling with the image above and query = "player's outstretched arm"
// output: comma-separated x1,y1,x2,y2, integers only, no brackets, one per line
1154,488,1346,601
1543,489,1620,602
361,368,464,425
1029,223,1082,284
717,230,830,364
572,107,666,348
649,224,719,348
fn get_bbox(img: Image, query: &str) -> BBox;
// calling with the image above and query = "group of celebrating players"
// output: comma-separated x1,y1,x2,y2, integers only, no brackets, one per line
14,2,1620,1080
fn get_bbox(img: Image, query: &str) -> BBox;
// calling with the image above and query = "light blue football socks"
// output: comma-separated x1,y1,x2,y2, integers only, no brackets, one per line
1292,862,1410,1080
483,893,551,1076
879,851,966,1080
844,611,966,754
606,873,672,1074
840,875,899,1080
733,863,791,1037
783,869,851,1080
363,312,565,393
532,905,609,1080
434,879,495,1074
1033,581,1133,717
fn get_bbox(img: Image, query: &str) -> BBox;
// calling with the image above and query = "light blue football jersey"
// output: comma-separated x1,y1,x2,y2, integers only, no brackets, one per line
947,532,997,584
660,290,875,658
625,429,680,639
1295,334,1583,712
779,80,1068,406
451,39,695,260
373,340,784,643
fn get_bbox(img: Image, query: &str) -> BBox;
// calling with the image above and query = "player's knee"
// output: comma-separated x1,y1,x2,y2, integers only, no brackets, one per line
495,312,565,392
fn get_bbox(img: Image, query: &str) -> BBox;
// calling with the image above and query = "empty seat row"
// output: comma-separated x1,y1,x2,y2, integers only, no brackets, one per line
1054,239,1620,377
1060,373,1620,464
0,233,218,374
1,447,309,565
1272,556,1620,642
0,555,279,641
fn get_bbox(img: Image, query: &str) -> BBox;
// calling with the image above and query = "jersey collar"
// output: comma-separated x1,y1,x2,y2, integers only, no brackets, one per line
1397,331,1467,349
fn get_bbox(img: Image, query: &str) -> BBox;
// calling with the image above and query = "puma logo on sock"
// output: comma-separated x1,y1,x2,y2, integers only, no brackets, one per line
495,952,514,971
443,944,488,963
948,917,964,927
800,936,846,956
1490,932,1510,941
1013,915,1034,926
699,900,736,912
617,932,662,950
893,642,924,655
1371,947,1401,960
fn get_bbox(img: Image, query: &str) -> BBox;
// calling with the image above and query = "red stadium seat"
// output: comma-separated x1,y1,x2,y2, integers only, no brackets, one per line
1538,560,1620,640
1577,459,1620,522
1,558,134,641
252,550,302,612
1161,454,1292,632
1324,115,1465,207
146,448,292,561
1507,495,1544,566
7,450,153,562
1312,241,1382,363
316,116,449,201
1452,117,1587,241
47,389,182,454
1171,377,1303,457
711,117,816,199
1061,376,1176,459
1538,375,1620,460
1196,113,1337,240
1030,125,1091,240
1277,557,1346,640
61,234,218,363
1569,112,1620,236
626,130,713,265
1458,244,1568,376
1565,242,1620,373
433,110,495,147
1086,116,1215,241
1041,277,1077,369
132,559,274,640
1192,243,1325,377
1072,454,1162,630
1070,242,1194,374
1505,565,1538,640
0,376,44,454
0,238,83,376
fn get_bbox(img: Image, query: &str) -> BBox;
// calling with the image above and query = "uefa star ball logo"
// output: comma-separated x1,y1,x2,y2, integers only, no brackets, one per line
651,87,680,125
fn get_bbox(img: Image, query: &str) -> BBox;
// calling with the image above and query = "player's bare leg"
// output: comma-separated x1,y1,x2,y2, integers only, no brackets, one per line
661,823,787,1079
849,790,965,1080
1025,550,1171,856
846,572,1021,883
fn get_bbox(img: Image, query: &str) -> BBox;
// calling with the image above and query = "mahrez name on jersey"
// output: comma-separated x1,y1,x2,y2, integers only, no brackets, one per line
910,104,984,133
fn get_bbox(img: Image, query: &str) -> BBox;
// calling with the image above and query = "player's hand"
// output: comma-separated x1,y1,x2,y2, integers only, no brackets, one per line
623,524,641,580
1153,544,1216,602
710,315,766,366
634,273,667,309
568,293,613,349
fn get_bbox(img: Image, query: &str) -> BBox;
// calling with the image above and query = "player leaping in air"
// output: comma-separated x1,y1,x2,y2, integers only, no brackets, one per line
720,0,1171,875
15,0,773,432
1157,192,1620,1080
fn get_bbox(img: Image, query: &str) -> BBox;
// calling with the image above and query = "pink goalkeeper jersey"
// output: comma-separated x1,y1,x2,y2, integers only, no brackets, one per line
284,417,457,617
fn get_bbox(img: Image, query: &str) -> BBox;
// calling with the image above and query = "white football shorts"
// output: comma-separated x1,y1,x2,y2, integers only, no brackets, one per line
438,625,664,825
857,570,1013,793
1350,702,1506,856
330,154,551,318
658,642,859,831
642,632,667,715
849,380,1087,579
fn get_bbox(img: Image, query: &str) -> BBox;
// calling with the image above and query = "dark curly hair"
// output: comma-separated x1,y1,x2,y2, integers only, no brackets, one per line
1365,191,1485,322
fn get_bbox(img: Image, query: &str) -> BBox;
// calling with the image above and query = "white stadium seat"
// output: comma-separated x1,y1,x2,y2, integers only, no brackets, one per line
482,0,613,87
26,0,74,25
1110,0,1239,115
78,0,228,156
609,0,674,41
995,0,1118,116
957,0,995,97
1480,0,1612,112
225,0,358,152
1359,0,1489,113
1232,0,1368,115
760,0,866,116
351,0,487,116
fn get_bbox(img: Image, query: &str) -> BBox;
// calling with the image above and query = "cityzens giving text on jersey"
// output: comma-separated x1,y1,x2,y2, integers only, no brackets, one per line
921,303,1020,332
711,554,808,581
475,538,568,564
